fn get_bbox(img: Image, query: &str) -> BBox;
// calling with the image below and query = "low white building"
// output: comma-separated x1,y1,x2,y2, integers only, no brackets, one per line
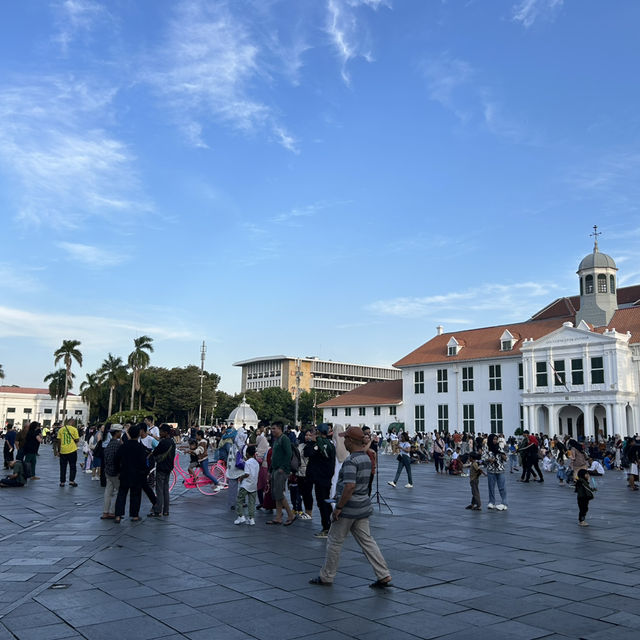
1,386,89,429
319,380,403,432
392,240,640,438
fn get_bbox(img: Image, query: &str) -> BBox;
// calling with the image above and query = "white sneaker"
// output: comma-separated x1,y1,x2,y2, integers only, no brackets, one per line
234,516,246,525
487,503,496,510
246,518,255,526
213,485,223,493
405,484,413,488
496,504,508,511
387,481,396,487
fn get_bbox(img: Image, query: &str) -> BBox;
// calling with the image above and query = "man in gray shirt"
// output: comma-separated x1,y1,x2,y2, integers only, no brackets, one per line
310,426,392,589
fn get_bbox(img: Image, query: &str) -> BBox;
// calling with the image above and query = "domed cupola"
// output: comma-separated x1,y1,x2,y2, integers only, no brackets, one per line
576,226,618,327
227,395,259,429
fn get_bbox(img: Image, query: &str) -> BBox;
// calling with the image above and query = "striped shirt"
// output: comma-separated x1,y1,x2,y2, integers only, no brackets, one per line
337,451,373,520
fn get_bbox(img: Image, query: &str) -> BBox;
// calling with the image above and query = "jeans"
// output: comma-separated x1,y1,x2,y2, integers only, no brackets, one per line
59,451,77,483
103,474,120,514
199,459,218,485
393,455,413,484
433,452,444,472
236,487,256,518
470,478,481,507
24,453,37,476
487,472,507,505
154,471,171,515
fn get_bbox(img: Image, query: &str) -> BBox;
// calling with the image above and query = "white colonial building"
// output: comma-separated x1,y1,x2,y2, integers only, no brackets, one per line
0,386,89,429
319,380,403,432
326,240,640,439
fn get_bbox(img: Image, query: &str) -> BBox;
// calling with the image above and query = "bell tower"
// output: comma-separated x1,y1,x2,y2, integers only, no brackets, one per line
575,226,618,327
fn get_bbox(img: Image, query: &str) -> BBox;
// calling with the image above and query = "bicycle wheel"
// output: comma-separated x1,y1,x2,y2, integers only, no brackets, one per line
169,469,177,492
197,477,219,496
213,462,227,484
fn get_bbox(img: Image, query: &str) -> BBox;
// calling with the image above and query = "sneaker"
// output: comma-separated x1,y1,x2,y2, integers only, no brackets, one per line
246,518,255,526
465,505,473,510
387,481,396,487
299,512,312,520
234,516,246,525
405,484,413,488
314,530,329,538
213,485,223,493
487,503,496,510
471,506,482,511
496,504,508,511
578,521,589,527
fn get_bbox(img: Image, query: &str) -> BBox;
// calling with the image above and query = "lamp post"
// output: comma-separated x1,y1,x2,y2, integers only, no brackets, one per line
294,357,302,426
198,341,206,427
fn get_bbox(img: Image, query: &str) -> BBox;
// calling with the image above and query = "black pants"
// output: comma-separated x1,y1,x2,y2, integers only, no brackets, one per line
115,484,142,517
59,451,77,483
298,476,314,511
577,496,590,522
314,483,332,531
141,479,157,507
433,452,444,472
525,457,543,482
3,442,14,468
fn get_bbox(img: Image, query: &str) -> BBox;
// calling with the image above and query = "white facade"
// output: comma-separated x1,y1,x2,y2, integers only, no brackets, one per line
0,387,89,429
322,403,403,432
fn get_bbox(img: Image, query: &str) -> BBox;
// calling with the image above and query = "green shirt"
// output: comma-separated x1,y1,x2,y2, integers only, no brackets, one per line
271,434,291,473
12,461,26,484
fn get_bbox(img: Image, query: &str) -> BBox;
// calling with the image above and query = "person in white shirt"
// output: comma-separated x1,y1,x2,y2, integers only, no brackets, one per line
234,445,259,526
144,416,160,440
588,458,605,476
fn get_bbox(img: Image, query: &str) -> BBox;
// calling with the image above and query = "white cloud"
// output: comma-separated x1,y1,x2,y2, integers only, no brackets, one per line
0,77,151,228
368,282,559,319
143,0,297,152
512,0,564,29
326,0,390,85
0,264,43,293
52,0,110,52
0,305,194,350
271,203,322,225
423,54,474,122
57,242,129,268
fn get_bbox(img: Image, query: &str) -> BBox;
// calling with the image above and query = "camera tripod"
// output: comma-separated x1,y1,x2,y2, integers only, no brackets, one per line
370,447,393,514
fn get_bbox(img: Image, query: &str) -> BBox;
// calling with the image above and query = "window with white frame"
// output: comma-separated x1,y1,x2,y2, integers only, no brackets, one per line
415,405,425,430
463,404,474,433
571,359,584,385
490,403,503,434
389,406,397,416
536,362,548,387
359,407,366,416
437,404,448,431
553,360,566,386
518,362,524,390
437,369,448,393
373,406,381,416
414,370,424,394
462,366,474,392
331,408,338,417
591,357,604,384
345,408,351,416
489,365,502,391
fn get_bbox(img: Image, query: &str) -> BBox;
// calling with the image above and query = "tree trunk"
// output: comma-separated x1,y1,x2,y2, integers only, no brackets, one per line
108,387,114,418
87,400,91,427
62,364,70,424
55,396,60,424
130,373,135,411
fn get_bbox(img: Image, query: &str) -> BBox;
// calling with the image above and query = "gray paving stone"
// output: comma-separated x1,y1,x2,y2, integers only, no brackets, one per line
11,623,77,640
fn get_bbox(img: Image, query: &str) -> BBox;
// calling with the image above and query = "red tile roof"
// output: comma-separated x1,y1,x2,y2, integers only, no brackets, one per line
0,386,77,396
319,380,403,407
602,306,640,343
393,316,574,368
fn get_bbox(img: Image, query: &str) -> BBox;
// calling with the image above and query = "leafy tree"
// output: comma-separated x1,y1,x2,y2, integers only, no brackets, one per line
0,364,4,380
53,339,83,425
258,386,295,423
297,390,334,425
44,369,74,423
105,410,155,426
80,372,101,425
128,335,154,411
98,354,128,418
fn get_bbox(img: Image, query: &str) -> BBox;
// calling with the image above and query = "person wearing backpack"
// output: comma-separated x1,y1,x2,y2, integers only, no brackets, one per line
304,423,336,538
57,422,80,487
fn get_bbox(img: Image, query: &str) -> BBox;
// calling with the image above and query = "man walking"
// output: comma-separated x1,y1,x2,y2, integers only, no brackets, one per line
58,422,79,487
266,419,296,526
304,424,335,537
310,426,392,589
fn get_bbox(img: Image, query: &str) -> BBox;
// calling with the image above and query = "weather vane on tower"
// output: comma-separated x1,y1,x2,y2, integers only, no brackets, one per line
590,225,601,252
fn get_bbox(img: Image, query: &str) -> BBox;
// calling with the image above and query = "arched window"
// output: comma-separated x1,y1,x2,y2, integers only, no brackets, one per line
585,274,594,294
597,274,607,293
580,277,584,295
610,275,616,294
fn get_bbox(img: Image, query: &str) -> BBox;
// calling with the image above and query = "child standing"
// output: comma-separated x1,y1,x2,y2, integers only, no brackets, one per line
234,445,259,526
465,453,486,510
575,468,595,527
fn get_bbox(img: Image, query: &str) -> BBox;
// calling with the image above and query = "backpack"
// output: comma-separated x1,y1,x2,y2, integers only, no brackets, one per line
290,445,301,473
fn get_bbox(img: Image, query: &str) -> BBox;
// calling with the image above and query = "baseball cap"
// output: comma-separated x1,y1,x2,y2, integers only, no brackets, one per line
317,423,330,435
110,423,123,432
339,426,365,442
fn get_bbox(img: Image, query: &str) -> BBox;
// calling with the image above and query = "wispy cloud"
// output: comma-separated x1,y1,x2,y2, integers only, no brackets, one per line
0,264,43,293
143,0,297,152
0,77,151,228
57,242,129,268
271,203,324,225
512,0,564,29
423,53,530,143
368,282,559,320
326,0,390,85
0,305,194,349
52,0,110,52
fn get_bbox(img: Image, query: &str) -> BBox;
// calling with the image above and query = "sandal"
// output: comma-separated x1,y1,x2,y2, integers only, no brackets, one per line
309,577,332,586
284,515,297,526
369,578,393,589
265,520,282,525
114,517,121,524
131,517,141,522
100,514,114,520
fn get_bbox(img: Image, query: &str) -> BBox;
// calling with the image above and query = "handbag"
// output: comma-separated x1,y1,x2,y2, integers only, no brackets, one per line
397,454,403,462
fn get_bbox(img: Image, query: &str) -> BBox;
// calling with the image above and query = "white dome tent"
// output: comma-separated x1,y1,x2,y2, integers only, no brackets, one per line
227,395,258,429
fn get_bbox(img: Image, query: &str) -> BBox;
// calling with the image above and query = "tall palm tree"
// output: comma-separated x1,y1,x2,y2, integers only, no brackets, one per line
0,364,5,380
128,335,154,410
80,372,101,425
44,369,74,423
53,339,83,425
98,354,128,418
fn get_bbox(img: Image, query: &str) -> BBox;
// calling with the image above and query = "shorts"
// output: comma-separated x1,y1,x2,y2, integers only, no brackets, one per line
630,463,638,477
270,469,287,502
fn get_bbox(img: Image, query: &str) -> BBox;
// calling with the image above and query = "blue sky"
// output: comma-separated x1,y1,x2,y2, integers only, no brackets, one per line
2,0,640,394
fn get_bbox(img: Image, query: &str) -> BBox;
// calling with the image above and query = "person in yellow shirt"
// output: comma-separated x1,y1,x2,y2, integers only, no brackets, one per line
58,424,79,487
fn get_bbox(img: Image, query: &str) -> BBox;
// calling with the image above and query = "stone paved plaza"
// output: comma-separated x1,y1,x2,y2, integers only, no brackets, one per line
1,448,639,640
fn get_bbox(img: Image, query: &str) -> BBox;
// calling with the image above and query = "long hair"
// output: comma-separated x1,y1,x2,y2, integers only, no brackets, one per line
487,433,499,454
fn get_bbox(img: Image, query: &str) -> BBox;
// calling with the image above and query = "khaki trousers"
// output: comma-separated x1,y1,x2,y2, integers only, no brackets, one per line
103,474,120,514
319,516,390,584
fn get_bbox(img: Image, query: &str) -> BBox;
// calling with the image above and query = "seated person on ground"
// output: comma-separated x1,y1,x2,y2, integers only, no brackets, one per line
0,460,26,487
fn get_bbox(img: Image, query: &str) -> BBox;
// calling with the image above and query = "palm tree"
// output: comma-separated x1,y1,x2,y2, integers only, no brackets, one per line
0,364,5,380
128,335,154,410
53,340,83,425
80,372,101,425
44,369,74,423
98,354,128,418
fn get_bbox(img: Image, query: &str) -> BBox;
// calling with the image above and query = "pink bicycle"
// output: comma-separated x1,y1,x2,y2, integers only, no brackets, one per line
149,453,226,496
